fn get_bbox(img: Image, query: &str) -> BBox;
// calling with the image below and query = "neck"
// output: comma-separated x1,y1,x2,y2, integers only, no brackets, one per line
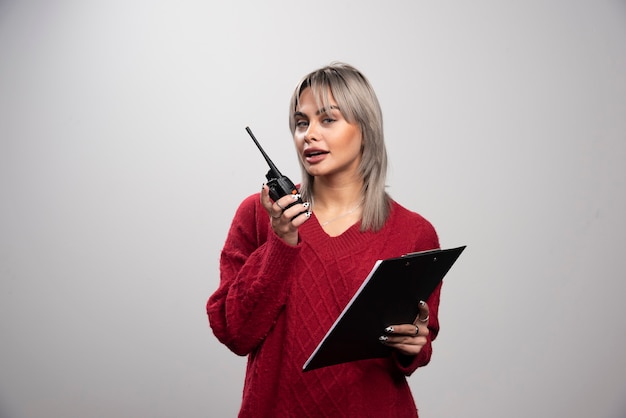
311,177,363,212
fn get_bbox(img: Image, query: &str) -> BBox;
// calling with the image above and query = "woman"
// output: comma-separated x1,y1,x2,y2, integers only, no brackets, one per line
207,63,441,417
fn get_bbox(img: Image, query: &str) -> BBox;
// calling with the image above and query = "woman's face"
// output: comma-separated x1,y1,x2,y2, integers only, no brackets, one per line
293,87,363,180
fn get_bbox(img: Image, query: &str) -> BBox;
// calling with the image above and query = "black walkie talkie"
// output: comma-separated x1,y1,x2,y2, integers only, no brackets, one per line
246,127,303,207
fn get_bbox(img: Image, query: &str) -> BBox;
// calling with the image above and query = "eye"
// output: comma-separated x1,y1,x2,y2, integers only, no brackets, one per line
295,119,309,129
322,116,336,124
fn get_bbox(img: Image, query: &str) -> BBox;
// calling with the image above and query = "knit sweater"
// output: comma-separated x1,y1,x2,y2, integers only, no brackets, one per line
207,193,441,418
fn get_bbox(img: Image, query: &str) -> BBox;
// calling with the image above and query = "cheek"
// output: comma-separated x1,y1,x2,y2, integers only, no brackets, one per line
348,133,363,155
345,126,362,150
293,135,305,152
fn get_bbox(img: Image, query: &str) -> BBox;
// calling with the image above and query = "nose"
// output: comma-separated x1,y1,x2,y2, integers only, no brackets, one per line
304,122,318,143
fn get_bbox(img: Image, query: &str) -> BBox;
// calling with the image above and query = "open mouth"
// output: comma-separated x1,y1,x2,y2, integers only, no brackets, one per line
304,149,329,164
304,149,329,158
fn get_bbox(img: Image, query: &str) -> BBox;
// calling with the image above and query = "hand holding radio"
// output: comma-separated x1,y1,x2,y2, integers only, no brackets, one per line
246,127,303,204
260,185,310,246
247,127,311,246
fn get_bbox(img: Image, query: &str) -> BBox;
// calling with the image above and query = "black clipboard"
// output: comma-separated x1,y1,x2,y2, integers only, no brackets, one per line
303,246,466,372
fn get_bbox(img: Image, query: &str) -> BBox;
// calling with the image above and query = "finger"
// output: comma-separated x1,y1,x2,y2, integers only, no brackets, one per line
415,300,430,324
271,200,286,219
265,195,294,221
281,199,309,218
275,193,308,219
262,194,285,221
382,337,427,356
275,193,302,211
288,204,311,226
260,185,273,212
383,323,427,337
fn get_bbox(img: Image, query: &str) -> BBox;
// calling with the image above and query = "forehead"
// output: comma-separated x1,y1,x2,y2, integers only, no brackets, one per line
295,87,338,114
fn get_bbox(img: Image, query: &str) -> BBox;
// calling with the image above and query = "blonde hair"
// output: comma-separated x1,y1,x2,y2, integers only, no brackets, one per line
289,62,390,231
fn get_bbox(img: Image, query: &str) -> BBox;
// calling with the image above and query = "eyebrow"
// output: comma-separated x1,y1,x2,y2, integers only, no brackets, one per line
294,105,341,118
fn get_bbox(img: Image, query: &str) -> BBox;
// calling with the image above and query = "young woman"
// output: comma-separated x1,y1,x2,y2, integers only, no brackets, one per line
207,63,441,417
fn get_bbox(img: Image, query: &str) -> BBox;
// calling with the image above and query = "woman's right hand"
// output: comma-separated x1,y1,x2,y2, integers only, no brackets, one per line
260,185,311,246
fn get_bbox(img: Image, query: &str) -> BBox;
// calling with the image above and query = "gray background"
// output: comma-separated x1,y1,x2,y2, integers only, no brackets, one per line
1,1,625,417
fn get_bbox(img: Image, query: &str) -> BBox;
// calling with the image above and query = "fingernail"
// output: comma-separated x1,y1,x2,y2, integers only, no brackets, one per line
419,300,426,306
303,202,310,208
378,335,388,342
305,211,312,218
385,326,394,333
292,194,301,201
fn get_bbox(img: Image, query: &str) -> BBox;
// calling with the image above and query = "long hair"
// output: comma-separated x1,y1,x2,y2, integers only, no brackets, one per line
289,62,390,231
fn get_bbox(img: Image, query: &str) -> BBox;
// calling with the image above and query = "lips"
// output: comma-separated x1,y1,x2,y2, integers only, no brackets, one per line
304,148,329,164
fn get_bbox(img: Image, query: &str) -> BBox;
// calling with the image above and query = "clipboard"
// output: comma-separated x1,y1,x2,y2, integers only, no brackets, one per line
303,246,466,372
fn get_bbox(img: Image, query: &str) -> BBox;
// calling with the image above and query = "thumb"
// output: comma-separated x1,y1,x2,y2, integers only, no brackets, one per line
415,300,430,325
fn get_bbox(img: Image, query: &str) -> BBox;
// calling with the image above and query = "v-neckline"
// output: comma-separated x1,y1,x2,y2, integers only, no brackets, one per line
298,212,370,258
311,212,361,238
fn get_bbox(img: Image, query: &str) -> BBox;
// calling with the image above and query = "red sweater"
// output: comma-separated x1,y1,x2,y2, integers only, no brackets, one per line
207,193,441,418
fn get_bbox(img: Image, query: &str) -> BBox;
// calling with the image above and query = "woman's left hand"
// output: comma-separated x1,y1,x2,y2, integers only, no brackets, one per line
379,300,430,356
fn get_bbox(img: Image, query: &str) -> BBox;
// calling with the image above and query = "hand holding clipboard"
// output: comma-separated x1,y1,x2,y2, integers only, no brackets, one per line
303,246,466,372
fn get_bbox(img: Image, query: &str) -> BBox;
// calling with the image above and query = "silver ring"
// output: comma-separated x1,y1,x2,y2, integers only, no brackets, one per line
276,201,285,210
418,315,429,323
414,324,419,336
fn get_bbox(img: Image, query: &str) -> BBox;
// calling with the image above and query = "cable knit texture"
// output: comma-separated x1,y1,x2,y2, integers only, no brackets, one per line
207,193,441,418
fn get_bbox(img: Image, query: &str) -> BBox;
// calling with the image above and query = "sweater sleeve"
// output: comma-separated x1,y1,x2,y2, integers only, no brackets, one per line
392,212,442,376
206,193,301,356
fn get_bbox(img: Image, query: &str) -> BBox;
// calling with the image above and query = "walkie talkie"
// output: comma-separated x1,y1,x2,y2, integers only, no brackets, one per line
246,127,303,207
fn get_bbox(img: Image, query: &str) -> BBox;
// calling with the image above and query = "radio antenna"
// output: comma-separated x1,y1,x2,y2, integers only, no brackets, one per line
245,126,282,179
